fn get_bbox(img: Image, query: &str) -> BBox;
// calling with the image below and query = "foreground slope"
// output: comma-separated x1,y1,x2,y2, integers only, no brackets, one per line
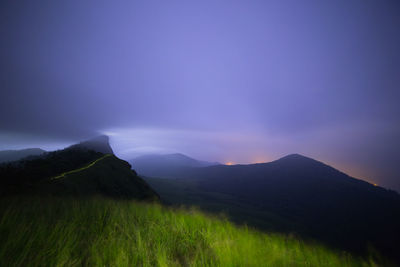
0,197,374,267
144,154,400,264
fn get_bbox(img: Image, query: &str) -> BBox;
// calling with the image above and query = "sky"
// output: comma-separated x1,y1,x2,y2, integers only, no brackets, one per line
0,0,399,191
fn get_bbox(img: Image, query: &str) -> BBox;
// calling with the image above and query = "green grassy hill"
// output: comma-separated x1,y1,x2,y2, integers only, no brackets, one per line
0,197,375,267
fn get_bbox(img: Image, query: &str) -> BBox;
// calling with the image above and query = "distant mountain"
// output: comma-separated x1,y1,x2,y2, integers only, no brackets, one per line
130,153,219,178
0,148,46,163
0,136,158,201
145,153,400,263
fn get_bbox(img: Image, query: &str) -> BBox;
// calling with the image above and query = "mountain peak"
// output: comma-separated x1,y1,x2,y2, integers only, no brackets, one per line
165,153,193,160
69,135,114,154
272,154,327,168
277,154,312,161
169,153,187,157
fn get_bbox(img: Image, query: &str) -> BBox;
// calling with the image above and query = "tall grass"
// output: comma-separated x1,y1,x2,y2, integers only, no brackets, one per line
0,197,373,266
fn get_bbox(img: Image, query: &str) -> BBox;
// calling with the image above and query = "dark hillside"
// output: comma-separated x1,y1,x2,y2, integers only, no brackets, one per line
0,148,104,194
0,136,158,201
40,154,159,200
144,154,400,264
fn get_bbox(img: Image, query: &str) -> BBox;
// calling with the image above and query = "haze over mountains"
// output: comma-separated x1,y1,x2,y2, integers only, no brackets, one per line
0,148,46,163
130,153,219,178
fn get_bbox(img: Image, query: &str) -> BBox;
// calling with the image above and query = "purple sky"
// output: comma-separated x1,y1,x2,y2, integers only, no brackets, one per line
1,0,399,191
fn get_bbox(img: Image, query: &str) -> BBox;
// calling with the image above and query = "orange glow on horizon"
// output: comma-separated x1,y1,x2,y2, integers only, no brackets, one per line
225,162,234,166
251,156,272,164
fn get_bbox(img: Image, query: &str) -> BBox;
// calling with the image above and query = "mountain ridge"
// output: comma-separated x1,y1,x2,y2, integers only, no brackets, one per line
0,148,46,163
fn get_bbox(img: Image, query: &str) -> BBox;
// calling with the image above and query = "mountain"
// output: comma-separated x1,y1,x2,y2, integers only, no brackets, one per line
69,135,114,154
0,148,46,163
130,153,219,178
0,148,374,266
0,136,158,201
39,154,159,200
144,154,400,263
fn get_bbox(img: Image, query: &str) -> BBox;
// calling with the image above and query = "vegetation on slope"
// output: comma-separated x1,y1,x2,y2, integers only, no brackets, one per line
143,155,400,264
0,135,114,194
41,154,159,200
50,154,112,180
0,197,375,267
0,145,158,201
0,148,104,194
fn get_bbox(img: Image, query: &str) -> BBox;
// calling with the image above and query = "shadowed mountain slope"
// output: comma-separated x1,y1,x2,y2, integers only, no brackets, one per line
144,153,400,264
40,154,159,200
0,136,158,201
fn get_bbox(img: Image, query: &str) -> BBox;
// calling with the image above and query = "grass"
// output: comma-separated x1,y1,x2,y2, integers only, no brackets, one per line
0,197,374,267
